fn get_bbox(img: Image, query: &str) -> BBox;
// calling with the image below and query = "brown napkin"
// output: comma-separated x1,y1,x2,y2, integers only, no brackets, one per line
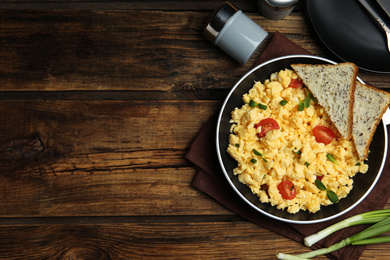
186,31,390,260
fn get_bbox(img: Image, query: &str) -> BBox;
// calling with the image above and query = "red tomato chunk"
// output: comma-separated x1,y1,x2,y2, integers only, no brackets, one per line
277,180,297,200
288,78,303,88
255,118,280,138
313,126,335,145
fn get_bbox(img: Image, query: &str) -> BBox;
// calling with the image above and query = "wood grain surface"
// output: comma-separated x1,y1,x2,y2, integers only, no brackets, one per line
0,1,389,259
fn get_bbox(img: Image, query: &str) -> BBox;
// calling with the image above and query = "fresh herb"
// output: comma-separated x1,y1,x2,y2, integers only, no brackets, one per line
304,162,310,167
249,100,267,110
293,148,302,156
327,190,339,204
252,149,263,156
356,162,361,166
326,153,339,165
304,89,311,108
252,149,268,163
258,103,267,110
250,158,257,164
308,91,317,103
234,143,239,148
279,100,288,106
314,179,326,191
298,98,304,111
314,179,339,203
249,100,258,107
277,211,390,259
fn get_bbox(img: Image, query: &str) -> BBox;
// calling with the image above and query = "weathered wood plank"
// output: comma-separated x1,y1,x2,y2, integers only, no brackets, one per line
0,89,231,101
0,0,260,11
0,167,233,217
0,100,218,172
0,10,328,92
0,219,386,260
0,221,327,260
0,100,227,216
2,9,388,94
0,10,231,91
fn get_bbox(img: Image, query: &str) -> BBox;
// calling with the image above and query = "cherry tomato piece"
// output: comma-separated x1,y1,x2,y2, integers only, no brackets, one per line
255,118,280,138
313,126,335,145
289,78,303,88
277,180,297,200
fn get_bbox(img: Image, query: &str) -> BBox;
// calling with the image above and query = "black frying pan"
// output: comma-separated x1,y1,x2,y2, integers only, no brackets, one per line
216,55,387,224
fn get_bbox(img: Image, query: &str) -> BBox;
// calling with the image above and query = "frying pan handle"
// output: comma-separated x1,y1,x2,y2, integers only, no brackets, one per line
383,107,390,126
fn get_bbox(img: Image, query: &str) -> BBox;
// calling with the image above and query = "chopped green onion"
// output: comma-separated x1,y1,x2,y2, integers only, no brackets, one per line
293,150,301,158
250,158,257,164
326,153,339,165
327,190,339,203
258,103,267,110
249,100,257,107
298,99,304,111
293,148,302,156
314,179,339,203
279,100,288,106
252,149,262,156
308,92,317,103
277,215,390,259
314,179,326,191
304,89,311,108
303,97,311,108
253,149,268,163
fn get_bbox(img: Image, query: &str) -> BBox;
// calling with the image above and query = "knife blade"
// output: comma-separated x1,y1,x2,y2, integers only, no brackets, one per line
377,0,390,19
359,0,390,53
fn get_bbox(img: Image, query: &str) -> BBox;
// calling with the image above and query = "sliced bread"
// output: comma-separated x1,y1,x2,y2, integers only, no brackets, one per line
353,82,390,160
291,63,358,140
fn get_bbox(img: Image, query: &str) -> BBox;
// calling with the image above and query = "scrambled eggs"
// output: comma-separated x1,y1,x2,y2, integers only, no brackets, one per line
227,69,368,214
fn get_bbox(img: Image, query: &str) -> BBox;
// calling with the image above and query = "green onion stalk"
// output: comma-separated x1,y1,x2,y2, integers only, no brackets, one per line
277,215,390,260
305,209,390,247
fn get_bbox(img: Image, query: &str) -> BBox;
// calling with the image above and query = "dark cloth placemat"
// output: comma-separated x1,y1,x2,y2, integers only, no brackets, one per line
185,31,390,260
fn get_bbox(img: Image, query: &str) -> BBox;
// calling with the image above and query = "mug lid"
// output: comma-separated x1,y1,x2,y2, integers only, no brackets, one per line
265,0,299,10
203,2,238,42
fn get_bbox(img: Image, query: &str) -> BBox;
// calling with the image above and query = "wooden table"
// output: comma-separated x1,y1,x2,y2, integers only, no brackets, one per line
0,1,389,259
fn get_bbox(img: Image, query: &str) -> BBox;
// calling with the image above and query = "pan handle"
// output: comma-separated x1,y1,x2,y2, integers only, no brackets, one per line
383,107,390,126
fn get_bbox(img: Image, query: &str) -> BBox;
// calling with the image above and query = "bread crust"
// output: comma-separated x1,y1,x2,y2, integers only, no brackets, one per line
345,63,358,140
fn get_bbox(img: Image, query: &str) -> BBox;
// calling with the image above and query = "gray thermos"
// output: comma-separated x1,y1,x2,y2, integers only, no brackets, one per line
256,0,299,20
203,2,268,65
